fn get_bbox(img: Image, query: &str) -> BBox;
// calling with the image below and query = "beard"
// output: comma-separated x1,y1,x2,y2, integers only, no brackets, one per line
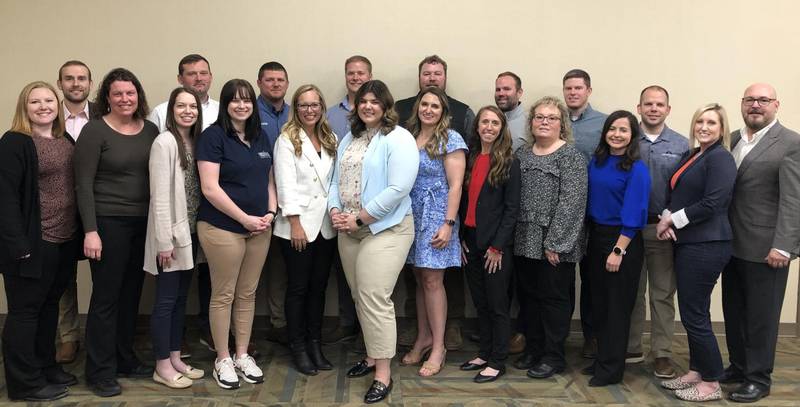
64,90,89,104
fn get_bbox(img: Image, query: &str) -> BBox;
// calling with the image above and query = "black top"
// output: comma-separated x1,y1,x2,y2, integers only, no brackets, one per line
459,158,521,251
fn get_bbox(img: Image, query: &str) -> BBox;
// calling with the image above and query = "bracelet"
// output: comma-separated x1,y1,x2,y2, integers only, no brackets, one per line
487,246,503,255
266,210,276,217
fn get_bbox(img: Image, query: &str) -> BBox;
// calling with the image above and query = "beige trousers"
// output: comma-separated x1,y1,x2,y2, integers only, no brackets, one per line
338,215,414,359
57,276,81,343
198,221,271,353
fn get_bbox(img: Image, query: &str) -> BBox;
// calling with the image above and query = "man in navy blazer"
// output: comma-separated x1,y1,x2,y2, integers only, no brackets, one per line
722,83,800,403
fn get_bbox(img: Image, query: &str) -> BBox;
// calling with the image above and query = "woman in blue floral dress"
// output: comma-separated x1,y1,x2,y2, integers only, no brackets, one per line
402,87,467,377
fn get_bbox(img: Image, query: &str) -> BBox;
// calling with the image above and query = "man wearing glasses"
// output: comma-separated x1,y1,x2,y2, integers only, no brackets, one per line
722,83,800,403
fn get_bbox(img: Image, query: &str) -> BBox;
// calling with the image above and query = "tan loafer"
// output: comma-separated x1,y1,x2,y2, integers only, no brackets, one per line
181,365,205,380
153,372,192,389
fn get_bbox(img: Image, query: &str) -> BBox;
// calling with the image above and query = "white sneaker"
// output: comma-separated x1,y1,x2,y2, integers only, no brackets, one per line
234,354,264,384
213,357,240,389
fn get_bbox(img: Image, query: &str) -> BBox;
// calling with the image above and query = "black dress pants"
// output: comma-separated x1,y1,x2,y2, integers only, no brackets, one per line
85,216,147,383
280,235,337,347
569,256,593,341
332,247,358,328
2,238,78,399
515,256,575,369
722,256,789,389
586,224,643,384
463,228,511,369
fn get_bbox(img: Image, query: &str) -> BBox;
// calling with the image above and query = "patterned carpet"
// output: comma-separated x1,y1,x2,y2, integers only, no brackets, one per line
1,321,799,406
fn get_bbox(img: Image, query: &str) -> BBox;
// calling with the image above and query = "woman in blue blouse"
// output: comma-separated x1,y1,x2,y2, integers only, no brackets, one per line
583,110,650,387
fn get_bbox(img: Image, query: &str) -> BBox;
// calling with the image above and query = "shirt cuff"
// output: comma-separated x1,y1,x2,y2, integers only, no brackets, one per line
671,209,689,229
775,248,791,258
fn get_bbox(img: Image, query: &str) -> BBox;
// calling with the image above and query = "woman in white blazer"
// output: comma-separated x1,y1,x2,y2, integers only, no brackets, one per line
273,84,338,376
143,88,205,388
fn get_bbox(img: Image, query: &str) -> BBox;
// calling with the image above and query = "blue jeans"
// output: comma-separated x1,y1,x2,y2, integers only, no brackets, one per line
675,241,731,381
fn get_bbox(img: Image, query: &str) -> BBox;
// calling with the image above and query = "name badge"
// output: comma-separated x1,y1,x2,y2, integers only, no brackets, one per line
258,151,270,159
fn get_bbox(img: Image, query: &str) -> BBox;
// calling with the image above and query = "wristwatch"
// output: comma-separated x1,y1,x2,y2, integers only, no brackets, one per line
355,217,364,227
612,246,626,256
444,219,456,226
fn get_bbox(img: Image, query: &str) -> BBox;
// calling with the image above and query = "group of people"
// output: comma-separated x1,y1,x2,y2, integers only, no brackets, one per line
0,53,797,405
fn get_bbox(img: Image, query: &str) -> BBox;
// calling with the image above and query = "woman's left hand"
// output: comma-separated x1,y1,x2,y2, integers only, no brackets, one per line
430,224,452,249
158,249,175,268
544,249,560,267
484,249,502,274
605,252,622,272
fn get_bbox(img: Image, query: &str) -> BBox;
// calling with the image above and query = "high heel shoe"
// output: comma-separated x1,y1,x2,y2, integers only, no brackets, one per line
400,344,432,366
307,340,333,370
419,349,446,377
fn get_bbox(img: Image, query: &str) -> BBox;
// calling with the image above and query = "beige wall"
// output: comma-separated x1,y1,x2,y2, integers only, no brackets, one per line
0,0,798,323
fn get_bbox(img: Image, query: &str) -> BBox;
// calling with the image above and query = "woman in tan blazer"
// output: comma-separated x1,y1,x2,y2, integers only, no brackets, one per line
273,84,338,375
143,88,205,388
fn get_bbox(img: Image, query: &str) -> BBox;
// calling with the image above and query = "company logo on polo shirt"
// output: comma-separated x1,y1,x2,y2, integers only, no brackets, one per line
258,151,270,159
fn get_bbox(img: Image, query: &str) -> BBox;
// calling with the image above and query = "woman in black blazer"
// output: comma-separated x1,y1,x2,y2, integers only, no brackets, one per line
656,103,737,402
0,82,80,401
458,106,520,383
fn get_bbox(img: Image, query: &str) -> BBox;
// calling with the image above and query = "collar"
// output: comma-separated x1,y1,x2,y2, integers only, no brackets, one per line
62,101,90,118
339,95,353,112
504,103,525,120
740,118,778,143
639,124,678,143
258,95,288,115
571,103,595,121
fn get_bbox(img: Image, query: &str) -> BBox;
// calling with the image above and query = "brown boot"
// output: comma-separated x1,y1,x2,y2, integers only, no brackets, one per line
509,333,526,354
55,341,80,364
444,325,463,351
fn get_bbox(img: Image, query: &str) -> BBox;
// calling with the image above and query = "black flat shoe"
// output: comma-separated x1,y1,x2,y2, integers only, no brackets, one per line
90,378,122,397
308,339,333,370
527,362,563,379
23,384,68,402
513,353,538,370
347,359,375,378
364,379,392,404
474,366,505,383
291,347,319,376
45,368,79,386
117,363,154,378
460,360,488,371
729,382,769,403
581,365,595,376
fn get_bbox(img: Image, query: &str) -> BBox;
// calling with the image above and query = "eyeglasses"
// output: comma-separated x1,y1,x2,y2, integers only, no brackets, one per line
741,97,776,107
533,115,562,123
297,103,322,111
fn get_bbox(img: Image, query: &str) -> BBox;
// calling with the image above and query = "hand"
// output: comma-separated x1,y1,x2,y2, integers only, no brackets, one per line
484,249,502,274
158,249,175,268
544,249,560,267
461,240,469,265
330,209,348,232
261,212,276,229
240,215,268,233
656,220,676,241
658,226,677,241
84,231,102,260
606,252,622,272
765,248,790,268
430,224,452,249
290,221,308,251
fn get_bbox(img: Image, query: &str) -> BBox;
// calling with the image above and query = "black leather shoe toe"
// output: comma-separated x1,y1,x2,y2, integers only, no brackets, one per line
729,383,769,403
474,366,505,383
460,360,488,371
364,379,392,404
23,384,68,402
347,359,375,378
513,353,538,370
90,378,122,397
527,362,562,379
45,368,78,386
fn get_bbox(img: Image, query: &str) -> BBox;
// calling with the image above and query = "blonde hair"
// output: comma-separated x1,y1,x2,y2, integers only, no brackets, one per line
10,81,65,137
527,96,573,145
282,84,337,157
689,103,731,150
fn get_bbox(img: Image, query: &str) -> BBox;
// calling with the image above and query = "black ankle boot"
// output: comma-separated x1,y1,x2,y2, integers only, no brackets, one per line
308,339,333,370
290,344,318,376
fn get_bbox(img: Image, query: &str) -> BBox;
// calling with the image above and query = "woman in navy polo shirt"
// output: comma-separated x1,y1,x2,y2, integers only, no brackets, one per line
196,79,277,390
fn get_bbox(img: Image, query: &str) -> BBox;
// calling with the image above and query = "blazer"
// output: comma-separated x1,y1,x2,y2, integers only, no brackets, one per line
460,157,521,251
328,125,419,234
666,142,737,244
143,131,194,274
273,129,336,242
0,132,43,277
729,121,800,262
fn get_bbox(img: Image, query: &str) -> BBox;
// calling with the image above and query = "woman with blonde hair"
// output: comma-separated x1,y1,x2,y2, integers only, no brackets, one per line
0,81,80,401
273,84,338,376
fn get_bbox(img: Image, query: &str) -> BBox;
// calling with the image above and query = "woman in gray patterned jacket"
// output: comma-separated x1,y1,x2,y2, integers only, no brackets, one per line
513,96,588,380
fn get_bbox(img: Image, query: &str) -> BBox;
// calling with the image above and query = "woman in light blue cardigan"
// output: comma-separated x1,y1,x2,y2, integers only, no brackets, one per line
327,80,418,404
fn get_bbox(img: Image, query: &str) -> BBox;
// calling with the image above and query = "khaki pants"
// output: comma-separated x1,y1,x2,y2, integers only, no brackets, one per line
198,221,270,353
628,223,676,358
57,275,81,343
338,216,414,359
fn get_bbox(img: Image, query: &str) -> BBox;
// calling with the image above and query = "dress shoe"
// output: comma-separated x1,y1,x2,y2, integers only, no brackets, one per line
322,325,358,344
513,353,538,370
444,325,463,350
509,333,526,354
474,366,505,383
117,363,155,378
468,332,481,343
581,339,597,359
729,382,769,403
90,378,122,397
22,384,68,402
526,362,562,379
364,379,392,404
153,371,192,389
308,340,333,370
719,368,746,384
654,357,675,378
290,345,319,376
265,326,288,345
45,367,79,386
661,376,699,390
675,384,722,402
55,340,80,364
624,352,644,364
398,326,418,347
460,359,487,371
346,359,375,377
580,364,595,376
180,365,205,380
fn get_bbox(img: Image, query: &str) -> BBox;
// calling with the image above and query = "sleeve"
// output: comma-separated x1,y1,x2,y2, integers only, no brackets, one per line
0,134,33,258
672,150,737,229
149,137,175,252
544,150,588,253
146,104,167,133
772,140,800,255
491,158,521,249
620,162,650,238
274,135,303,216
195,126,224,163
446,130,468,154
363,129,420,219
73,123,103,232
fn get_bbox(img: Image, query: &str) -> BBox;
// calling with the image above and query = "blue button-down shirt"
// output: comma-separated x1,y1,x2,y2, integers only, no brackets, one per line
257,95,289,149
638,125,689,217
571,104,607,162
326,95,352,141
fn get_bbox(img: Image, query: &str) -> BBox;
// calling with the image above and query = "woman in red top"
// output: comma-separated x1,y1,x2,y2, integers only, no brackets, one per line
458,106,520,383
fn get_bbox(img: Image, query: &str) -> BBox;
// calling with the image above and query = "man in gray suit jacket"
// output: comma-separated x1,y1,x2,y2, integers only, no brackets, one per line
722,83,800,403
